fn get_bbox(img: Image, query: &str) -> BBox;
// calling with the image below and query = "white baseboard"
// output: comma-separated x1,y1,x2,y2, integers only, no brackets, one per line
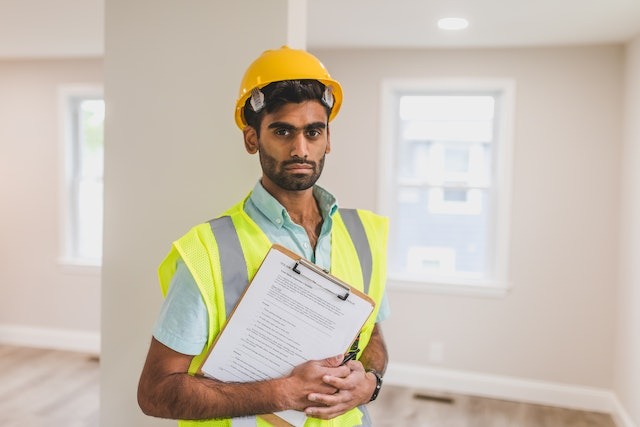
386,362,637,427
0,324,100,355
611,395,639,427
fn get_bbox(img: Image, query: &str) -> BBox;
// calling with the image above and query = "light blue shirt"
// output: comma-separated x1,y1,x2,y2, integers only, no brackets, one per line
153,181,390,355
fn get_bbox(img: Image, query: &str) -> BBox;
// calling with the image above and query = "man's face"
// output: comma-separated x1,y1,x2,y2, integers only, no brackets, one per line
245,100,331,192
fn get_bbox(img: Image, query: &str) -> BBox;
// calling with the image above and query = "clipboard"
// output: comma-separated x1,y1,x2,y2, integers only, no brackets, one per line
198,244,375,427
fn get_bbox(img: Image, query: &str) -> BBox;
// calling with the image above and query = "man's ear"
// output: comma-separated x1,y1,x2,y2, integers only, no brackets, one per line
243,126,259,154
325,125,331,154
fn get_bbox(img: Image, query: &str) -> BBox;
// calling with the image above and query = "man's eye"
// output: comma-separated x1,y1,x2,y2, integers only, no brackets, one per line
307,129,321,138
274,128,290,136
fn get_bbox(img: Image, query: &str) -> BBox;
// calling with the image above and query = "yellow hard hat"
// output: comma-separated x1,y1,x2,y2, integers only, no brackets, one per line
235,46,343,130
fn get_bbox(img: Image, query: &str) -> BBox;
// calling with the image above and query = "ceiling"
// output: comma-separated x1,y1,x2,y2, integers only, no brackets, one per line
308,0,640,49
1,0,640,58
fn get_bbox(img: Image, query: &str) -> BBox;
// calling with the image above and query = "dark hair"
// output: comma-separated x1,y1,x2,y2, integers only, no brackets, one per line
243,80,331,134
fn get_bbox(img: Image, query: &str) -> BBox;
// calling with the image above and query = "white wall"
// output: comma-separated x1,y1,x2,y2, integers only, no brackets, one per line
615,34,640,426
315,45,623,388
101,1,289,426
0,58,102,352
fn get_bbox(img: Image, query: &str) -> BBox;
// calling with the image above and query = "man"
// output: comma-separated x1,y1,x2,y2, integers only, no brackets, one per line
138,46,389,427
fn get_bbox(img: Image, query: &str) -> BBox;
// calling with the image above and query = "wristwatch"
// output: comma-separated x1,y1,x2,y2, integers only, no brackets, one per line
366,369,383,402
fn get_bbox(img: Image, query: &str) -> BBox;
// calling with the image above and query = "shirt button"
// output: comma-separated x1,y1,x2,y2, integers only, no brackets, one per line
275,218,282,224
304,242,310,248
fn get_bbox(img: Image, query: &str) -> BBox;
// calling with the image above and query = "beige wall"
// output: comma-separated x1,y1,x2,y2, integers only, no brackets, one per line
615,34,640,424
0,58,102,347
316,46,623,388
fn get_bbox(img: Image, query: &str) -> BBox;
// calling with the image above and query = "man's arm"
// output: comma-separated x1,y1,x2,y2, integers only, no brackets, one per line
357,323,388,374
137,337,349,420
303,323,388,419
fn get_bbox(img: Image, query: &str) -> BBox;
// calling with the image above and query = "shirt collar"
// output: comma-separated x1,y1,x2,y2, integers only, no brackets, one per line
248,181,338,229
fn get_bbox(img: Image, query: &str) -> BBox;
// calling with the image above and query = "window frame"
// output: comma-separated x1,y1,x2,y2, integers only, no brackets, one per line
58,85,104,270
378,78,515,296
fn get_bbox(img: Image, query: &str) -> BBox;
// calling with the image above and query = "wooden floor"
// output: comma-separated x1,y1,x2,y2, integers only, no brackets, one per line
0,344,617,427
0,345,100,427
368,386,617,427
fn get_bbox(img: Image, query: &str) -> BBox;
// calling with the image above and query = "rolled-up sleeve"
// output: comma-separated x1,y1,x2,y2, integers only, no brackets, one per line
153,260,208,356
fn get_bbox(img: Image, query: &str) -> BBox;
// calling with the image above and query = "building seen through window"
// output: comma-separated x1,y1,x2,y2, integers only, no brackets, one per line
381,82,514,290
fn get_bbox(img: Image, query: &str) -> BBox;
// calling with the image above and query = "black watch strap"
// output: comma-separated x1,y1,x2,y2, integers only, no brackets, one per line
366,369,383,402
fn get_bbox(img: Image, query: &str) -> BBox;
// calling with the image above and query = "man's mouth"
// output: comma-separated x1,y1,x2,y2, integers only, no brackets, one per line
284,161,314,172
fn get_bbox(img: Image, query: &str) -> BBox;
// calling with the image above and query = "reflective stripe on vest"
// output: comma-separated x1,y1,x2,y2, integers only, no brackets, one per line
209,215,248,317
208,208,373,316
231,416,257,427
337,209,373,293
229,409,371,427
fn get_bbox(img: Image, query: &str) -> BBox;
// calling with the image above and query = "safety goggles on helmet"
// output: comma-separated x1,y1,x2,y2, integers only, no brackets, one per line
234,46,343,130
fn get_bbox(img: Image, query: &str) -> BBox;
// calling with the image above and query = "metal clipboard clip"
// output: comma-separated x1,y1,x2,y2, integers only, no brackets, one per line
292,259,350,301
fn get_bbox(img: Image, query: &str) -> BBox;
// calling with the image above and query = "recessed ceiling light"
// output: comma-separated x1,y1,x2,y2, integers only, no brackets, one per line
438,17,469,31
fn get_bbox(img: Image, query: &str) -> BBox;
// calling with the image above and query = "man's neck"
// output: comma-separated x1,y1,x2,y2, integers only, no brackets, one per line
260,179,323,249
261,179,318,221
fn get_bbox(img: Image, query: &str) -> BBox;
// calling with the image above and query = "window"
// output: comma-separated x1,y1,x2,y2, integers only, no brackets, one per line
60,86,105,266
379,80,515,293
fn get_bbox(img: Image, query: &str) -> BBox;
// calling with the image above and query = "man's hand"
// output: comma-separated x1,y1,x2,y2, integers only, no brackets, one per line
302,324,388,420
283,354,351,411
302,360,376,419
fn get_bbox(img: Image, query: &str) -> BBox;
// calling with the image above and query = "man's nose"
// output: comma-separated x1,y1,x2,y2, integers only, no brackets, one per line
290,133,310,159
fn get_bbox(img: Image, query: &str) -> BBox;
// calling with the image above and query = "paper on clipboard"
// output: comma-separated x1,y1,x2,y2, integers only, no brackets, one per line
199,244,375,426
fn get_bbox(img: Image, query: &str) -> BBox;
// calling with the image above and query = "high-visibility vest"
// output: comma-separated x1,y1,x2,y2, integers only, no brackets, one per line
158,196,388,427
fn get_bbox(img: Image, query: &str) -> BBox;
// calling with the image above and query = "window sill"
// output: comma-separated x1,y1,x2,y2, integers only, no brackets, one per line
58,257,102,276
388,276,511,298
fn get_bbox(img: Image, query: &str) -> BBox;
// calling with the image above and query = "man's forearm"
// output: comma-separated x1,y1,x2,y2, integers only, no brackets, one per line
140,372,289,420
358,324,388,374
137,338,292,420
